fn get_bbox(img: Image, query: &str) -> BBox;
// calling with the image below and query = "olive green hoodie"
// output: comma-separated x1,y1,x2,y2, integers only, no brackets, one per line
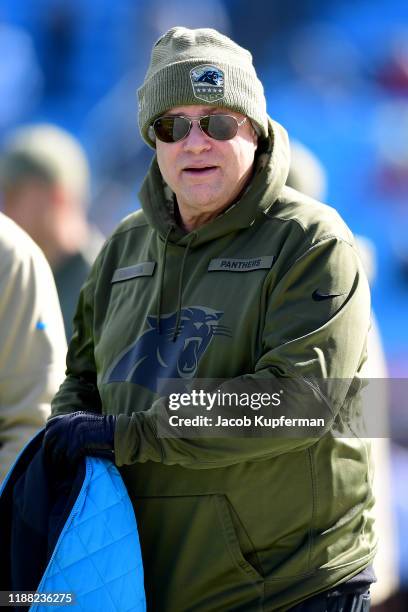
51,118,376,611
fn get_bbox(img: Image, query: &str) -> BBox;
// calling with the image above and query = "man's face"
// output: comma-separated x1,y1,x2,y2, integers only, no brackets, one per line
155,105,258,227
1,180,55,245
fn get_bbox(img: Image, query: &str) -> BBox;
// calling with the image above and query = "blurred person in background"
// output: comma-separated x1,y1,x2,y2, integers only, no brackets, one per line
287,140,399,610
0,124,104,339
0,212,66,482
43,27,376,611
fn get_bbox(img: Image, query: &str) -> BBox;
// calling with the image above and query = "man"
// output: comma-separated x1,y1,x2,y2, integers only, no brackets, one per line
0,212,66,482
0,124,104,339
44,28,376,611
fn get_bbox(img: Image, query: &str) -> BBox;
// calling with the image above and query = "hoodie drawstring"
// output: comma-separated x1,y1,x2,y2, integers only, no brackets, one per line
156,226,174,334
172,232,196,342
156,227,197,340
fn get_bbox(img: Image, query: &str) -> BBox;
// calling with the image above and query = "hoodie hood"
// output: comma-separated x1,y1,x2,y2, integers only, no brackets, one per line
138,116,290,247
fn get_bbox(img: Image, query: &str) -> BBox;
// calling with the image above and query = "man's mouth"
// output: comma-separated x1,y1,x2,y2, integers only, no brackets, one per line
182,166,218,175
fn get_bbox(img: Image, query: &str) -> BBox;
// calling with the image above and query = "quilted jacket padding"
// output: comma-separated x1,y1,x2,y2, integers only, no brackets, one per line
0,430,146,612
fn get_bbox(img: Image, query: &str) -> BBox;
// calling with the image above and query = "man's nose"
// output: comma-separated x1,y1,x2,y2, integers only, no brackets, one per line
182,120,212,153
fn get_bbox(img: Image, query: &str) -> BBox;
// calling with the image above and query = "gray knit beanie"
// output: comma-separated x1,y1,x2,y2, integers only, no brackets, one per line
138,27,268,148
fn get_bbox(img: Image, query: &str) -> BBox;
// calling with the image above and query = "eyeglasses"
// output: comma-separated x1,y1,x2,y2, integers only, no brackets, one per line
150,114,247,143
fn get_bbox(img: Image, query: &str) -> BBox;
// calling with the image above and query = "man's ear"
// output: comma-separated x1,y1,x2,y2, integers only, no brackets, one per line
148,126,157,144
249,120,260,146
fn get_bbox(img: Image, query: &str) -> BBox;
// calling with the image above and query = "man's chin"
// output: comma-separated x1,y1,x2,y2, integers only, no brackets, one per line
182,193,226,212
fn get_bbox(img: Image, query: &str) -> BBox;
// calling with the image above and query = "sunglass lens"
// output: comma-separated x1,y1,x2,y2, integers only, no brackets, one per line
154,117,190,142
206,115,238,140
172,117,191,142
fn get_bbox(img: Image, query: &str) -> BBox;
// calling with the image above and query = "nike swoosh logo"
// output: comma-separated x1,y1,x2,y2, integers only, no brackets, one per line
312,290,344,301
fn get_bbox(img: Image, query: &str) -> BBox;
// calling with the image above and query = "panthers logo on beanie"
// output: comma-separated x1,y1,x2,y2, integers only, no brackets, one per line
190,65,225,102
104,306,231,393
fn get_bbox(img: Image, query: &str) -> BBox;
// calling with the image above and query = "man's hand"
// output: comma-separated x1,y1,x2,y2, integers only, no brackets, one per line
43,411,116,466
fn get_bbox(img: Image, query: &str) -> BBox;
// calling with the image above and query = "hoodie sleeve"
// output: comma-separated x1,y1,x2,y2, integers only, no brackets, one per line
114,236,371,468
0,224,67,481
50,254,103,419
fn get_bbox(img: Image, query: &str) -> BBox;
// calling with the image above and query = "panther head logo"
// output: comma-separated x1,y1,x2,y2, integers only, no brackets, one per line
104,307,230,393
196,70,220,86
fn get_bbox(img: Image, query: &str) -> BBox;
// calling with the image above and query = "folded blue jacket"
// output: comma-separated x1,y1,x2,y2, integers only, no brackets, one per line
0,429,146,612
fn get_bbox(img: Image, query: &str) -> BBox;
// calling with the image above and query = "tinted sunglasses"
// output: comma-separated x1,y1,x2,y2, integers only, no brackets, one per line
151,114,247,143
